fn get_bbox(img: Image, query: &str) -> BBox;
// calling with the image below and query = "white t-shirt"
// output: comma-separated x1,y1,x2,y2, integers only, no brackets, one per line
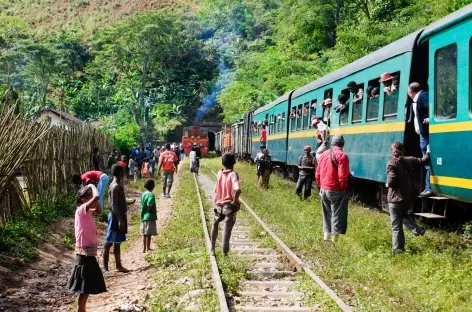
413,91,422,135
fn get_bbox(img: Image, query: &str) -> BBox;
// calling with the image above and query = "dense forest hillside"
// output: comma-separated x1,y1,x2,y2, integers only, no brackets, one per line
1,0,472,147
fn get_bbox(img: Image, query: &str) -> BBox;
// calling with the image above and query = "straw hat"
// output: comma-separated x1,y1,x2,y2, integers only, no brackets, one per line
322,98,332,106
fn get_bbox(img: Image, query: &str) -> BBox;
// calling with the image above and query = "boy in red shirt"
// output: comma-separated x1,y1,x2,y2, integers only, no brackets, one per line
158,143,179,198
210,153,241,256
260,124,267,147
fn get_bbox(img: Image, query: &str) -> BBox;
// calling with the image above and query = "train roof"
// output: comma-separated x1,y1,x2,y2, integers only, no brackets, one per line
254,92,291,115
292,29,423,99
419,4,472,44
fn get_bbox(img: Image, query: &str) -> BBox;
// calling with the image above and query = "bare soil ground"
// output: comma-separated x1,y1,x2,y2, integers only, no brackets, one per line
0,176,177,312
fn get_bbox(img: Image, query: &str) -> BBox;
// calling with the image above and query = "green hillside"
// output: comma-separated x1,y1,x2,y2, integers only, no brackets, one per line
1,0,472,147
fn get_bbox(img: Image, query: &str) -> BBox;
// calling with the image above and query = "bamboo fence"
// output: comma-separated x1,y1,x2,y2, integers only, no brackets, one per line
0,104,112,227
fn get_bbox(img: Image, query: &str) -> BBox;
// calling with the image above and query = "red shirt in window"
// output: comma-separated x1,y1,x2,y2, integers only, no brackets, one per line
260,128,267,142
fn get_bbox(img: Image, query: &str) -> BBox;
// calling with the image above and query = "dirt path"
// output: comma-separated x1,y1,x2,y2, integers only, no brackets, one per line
0,175,178,312
84,177,178,312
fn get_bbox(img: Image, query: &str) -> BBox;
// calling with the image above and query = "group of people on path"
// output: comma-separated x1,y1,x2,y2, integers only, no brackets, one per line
69,141,183,312
255,80,432,253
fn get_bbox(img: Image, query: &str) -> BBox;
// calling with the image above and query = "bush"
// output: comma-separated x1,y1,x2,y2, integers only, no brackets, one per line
0,194,75,260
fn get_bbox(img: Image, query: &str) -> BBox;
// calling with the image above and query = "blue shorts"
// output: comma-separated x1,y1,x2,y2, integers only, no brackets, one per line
106,213,126,243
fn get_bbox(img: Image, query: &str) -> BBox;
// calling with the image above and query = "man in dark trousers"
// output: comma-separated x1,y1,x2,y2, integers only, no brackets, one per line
296,145,316,200
408,82,431,197
386,142,428,255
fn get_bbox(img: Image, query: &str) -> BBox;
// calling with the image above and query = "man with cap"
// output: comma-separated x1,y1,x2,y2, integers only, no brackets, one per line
296,145,316,200
316,135,350,243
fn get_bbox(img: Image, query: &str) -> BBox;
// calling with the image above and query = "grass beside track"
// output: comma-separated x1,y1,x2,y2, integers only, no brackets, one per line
145,167,220,311
202,158,472,311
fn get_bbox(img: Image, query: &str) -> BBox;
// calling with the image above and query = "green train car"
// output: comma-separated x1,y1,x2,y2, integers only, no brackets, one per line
242,4,472,204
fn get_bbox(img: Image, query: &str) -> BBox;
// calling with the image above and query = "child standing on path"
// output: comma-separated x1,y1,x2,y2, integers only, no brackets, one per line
141,179,158,253
128,156,136,181
103,164,130,274
68,184,107,312
210,153,241,256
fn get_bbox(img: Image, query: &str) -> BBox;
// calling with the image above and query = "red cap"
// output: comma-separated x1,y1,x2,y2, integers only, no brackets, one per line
379,72,393,82
304,145,311,151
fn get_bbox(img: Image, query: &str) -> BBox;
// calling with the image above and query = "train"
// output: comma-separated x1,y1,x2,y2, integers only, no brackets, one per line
182,126,209,156
214,4,472,210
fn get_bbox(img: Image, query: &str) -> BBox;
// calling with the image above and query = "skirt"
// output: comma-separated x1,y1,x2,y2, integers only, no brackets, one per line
141,220,158,236
68,255,107,294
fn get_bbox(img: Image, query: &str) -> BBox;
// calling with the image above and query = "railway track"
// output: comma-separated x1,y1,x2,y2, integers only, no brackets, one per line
192,169,352,312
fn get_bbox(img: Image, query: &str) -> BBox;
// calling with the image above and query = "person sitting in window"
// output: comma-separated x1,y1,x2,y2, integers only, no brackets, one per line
380,72,395,95
366,86,374,99
334,94,348,113
347,81,363,104
321,98,332,126
303,106,309,116
311,99,317,109
296,109,302,118
290,108,296,119
311,117,330,161
371,87,380,98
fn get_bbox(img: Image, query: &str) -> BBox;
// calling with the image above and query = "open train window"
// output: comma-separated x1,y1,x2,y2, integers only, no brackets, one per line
310,99,317,121
435,44,457,120
290,107,296,132
383,72,400,120
297,104,303,130
367,78,380,122
281,112,286,132
322,89,333,126
302,102,309,129
351,83,364,123
339,89,350,126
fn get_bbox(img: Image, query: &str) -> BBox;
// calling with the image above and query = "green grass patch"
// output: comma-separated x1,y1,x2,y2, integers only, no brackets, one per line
62,229,74,250
145,167,219,311
0,194,75,261
202,158,472,311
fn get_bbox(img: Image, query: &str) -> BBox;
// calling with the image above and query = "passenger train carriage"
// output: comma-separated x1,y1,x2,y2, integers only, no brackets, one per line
216,4,472,206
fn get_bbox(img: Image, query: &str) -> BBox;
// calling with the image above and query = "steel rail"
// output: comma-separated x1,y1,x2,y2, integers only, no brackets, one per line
192,172,229,312
204,166,352,312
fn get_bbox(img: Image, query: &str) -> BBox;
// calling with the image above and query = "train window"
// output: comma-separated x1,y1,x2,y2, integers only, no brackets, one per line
290,108,296,132
352,83,364,123
297,104,303,130
435,44,457,120
281,112,286,132
322,89,333,126
268,115,272,135
310,99,317,120
339,89,349,126
383,72,399,120
303,102,309,129
184,130,190,137
367,78,380,122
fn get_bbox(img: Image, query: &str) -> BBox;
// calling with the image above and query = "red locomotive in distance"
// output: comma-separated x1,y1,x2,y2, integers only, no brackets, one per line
182,127,209,156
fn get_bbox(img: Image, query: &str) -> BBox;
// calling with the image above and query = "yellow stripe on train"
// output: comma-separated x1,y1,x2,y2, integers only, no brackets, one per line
430,175,472,190
429,121,472,134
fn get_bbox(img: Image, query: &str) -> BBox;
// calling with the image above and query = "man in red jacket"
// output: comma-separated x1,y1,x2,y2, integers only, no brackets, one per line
316,135,350,243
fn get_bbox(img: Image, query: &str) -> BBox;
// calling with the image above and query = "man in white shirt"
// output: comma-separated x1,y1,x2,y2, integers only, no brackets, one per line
408,82,432,197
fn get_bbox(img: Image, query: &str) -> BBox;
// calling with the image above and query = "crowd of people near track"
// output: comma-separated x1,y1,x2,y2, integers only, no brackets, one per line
255,77,431,250
66,78,431,312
